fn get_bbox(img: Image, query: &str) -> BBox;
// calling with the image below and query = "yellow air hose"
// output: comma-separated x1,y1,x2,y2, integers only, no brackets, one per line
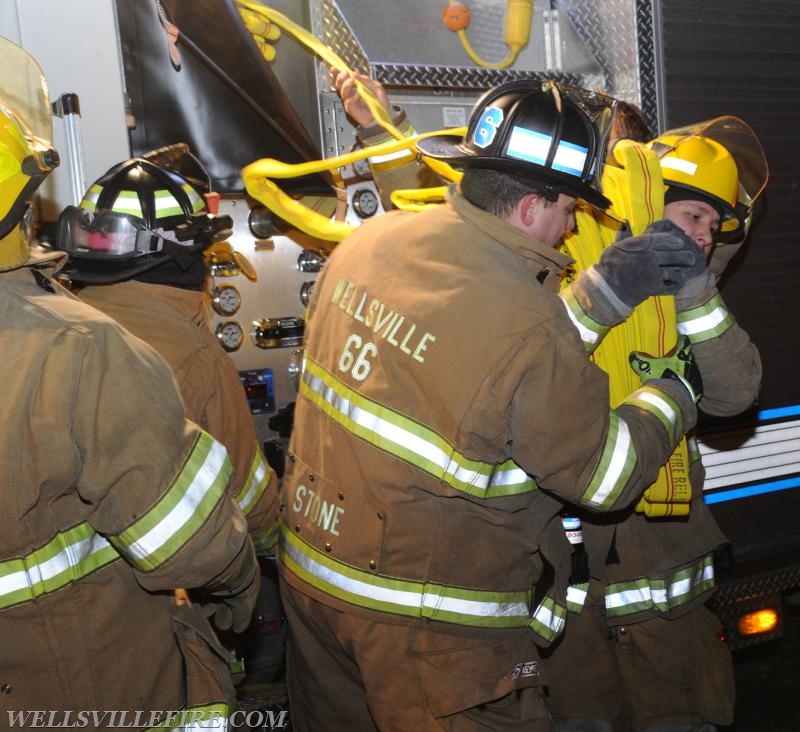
236,1,464,242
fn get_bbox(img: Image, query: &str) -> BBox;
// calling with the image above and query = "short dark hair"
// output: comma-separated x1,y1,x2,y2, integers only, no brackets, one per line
459,167,555,217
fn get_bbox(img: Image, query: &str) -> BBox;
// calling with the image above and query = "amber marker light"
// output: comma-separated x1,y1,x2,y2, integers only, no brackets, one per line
737,608,779,637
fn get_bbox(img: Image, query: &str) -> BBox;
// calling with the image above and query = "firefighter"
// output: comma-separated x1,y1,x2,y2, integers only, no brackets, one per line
277,78,711,731
52,155,278,557
545,120,767,732
0,37,258,725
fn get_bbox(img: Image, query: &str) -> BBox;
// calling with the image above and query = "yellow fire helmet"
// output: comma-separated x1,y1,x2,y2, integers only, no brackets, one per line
648,116,769,244
0,36,59,271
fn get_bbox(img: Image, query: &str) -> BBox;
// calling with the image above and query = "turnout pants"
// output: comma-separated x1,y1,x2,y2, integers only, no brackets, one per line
281,583,556,732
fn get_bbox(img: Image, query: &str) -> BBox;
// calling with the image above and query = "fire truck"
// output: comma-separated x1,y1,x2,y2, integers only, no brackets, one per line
4,0,799,654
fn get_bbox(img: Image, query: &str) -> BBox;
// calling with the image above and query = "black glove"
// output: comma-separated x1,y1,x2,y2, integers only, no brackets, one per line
629,335,703,404
595,219,707,308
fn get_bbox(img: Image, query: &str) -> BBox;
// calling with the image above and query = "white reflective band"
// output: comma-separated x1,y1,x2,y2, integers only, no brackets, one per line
605,562,715,612
562,297,600,345
566,584,588,607
125,439,229,562
112,192,144,217
307,371,493,490
587,418,633,506
0,532,110,601
489,463,532,487
531,599,566,635
238,455,269,515
283,531,530,620
153,193,182,214
507,126,588,177
635,390,678,427
661,155,698,176
368,147,416,165
677,306,729,336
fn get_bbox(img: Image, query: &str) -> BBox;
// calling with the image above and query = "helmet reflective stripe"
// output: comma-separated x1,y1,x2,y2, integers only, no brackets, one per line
581,411,635,509
108,432,231,571
660,154,698,177
279,520,565,641
0,523,117,610
604,554,715,618
235,445,272,517
677,292,732,344
79,183,103,213
153,189,187,219
507,126,589,178
559,285,609,353
109,189,144,218
625,385,684,444
300,357,537,498
181,183,206,213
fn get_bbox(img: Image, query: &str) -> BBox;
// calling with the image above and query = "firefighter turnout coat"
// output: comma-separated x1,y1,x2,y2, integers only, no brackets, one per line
278,187,700,651
78,280,278,554
0,260,255,724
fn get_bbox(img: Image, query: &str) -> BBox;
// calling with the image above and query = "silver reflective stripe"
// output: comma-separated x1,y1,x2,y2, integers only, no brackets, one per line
559,287,605,352
0,524,117,611
604,555,715,618
582,413,634,508
236,448,271,517
566,583,589,613
301,358,536,498
677,293,732,343
124,438,228,564
280,522,532,627
627,386,681,441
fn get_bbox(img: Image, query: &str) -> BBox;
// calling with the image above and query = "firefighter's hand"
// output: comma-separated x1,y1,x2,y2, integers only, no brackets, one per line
206,548,261,634
331,68,390,128
594,219,707,308
629,336,703,403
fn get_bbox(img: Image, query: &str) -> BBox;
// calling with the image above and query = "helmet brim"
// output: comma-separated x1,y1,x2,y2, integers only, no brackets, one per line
416,133,611,210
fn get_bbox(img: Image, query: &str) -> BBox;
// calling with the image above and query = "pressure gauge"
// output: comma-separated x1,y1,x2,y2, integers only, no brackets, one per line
352,188,380,219
211,284,241,316
215,321,244,352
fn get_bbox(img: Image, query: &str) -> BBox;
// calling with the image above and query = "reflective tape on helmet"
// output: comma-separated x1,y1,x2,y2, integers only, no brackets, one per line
109,432,231,571
279,520,566,641
604,554,715,618
300,357,537,499
110,189,145,218
153,189,188,219
677,292,732,343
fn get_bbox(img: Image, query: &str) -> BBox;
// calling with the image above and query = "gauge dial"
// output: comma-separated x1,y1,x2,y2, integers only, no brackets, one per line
352,188,380,218
215,321,244,352
211,284,241,316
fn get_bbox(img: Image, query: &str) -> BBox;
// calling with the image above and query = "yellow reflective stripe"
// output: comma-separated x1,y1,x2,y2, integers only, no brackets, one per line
565,582,589,613
0,523,117,611
625,385,683,443
604,554,715,618
301,358,536,498
141,703,231,731
280,521,536,629
581,411,635,509
182,183,206,213
559,286,608,353
235,445,272,518
111,190,144,217
110,433,231,571
153,189,185,219
677,293,732,343
79,184,103,213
